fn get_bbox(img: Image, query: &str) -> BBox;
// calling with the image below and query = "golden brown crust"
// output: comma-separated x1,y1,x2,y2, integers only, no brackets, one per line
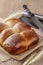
2,30,39,55
0,22,8,33
3,33,24,47
0,28,14,44
0,18,39,55
5,19,21,27
13,22,31,33
3,33,25,54
20,29,39,40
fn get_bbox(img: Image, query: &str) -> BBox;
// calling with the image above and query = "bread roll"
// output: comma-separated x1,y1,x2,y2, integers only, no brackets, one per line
0,22,8,33
13,22,31,33
5,19,21,27
0,28,14,45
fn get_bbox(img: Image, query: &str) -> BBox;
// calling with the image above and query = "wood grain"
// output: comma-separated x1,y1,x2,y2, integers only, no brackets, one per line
0,0,43,18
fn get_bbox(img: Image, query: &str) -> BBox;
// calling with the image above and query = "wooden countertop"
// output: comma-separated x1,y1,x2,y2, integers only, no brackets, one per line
0,55,43,65
0,0,43,18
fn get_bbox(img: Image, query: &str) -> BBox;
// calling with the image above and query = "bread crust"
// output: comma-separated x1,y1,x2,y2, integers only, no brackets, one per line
0,19,39,55
0,22,8,32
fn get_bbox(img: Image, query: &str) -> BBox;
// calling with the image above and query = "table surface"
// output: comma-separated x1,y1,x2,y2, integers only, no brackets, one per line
0,55,43,65
0,0,43,18
0,0,43,65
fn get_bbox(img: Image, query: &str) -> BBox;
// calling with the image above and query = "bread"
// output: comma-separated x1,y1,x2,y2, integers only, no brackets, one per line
0,22,8,33
0,18,39,55
13,22,31,33
5,19,21,27
0,28,14,44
